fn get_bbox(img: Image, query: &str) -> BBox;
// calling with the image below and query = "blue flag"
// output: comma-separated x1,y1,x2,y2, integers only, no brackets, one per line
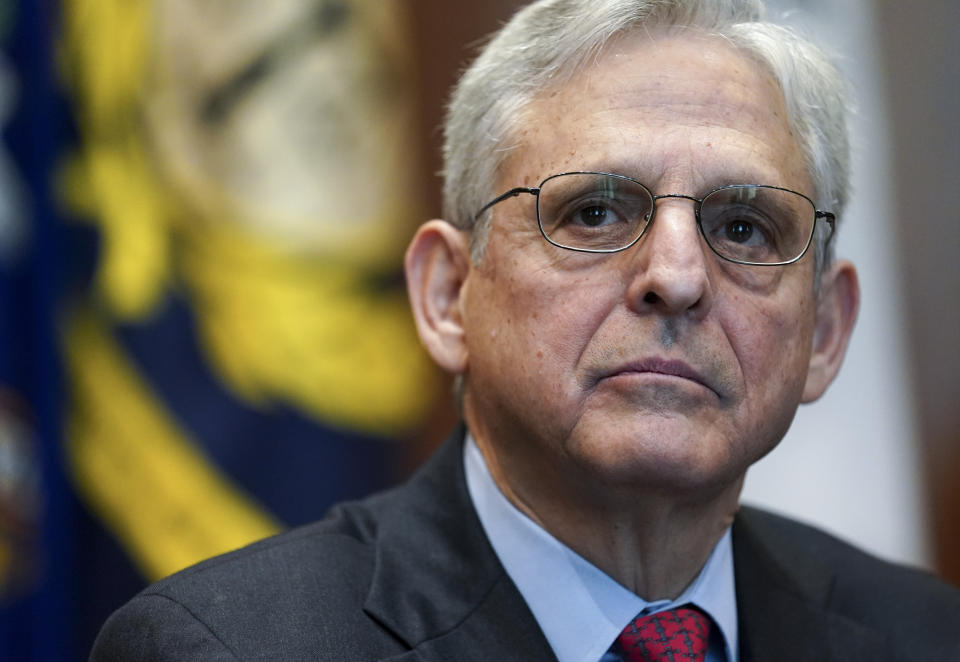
1,1,443,659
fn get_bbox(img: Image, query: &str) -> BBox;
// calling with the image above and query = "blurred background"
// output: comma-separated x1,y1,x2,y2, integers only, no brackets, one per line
0,0,955,659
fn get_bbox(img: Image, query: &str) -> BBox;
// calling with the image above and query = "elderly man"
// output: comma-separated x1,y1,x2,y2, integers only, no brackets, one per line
91,0,960,660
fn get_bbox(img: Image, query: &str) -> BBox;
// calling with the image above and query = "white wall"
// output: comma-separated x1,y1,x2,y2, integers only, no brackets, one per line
740,0,931,567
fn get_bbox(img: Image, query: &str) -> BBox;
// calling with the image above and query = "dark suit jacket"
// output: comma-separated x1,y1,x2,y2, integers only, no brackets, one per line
91,427,960,661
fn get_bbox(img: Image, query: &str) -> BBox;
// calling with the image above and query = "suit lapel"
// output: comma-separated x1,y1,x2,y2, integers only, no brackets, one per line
379,576,558,662
733,508,891,662
362,425,557,662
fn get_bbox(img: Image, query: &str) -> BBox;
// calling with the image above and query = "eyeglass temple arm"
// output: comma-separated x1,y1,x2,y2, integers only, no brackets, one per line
475,187,539,219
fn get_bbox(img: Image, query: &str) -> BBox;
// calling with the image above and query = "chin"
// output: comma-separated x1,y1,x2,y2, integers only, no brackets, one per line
565,423,752,500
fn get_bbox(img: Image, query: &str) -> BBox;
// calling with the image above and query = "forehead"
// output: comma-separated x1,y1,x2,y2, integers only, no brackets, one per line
505,31,810,194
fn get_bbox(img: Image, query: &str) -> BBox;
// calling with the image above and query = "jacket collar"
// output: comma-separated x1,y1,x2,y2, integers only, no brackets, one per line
362,425,557,661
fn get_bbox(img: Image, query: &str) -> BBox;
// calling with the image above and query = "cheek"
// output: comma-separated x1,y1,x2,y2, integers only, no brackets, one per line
466,254,617,393
724,289,815,416
526,270,621,370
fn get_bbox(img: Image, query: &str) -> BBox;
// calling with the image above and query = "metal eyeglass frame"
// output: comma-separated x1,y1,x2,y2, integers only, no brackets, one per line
474,171,836,267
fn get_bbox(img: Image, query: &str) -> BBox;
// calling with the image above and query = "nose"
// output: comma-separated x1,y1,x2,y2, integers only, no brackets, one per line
624,197,712,318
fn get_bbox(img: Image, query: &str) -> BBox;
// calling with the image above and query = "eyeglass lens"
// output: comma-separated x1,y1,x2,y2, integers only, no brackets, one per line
537,173,816,264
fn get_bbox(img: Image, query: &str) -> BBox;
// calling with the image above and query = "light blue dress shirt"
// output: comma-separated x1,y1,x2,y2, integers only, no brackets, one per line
463,435,738,662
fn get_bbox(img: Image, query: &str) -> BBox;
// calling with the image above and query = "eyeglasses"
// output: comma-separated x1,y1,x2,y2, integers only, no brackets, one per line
475,171,836,266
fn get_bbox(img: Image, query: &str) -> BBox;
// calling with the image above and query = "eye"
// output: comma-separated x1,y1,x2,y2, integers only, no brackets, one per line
537,173,652,251
724,219,756,244
699,185,810,263
700,203,782,263
546,196,632,233
544,196,640,251
573,203,619,227
706,207,774,248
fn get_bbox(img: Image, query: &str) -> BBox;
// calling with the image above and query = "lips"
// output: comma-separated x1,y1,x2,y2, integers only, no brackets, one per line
600,357,717,395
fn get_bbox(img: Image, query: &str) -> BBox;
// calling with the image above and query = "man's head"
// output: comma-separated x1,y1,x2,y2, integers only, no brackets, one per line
406,0,859,512
442,0,850,277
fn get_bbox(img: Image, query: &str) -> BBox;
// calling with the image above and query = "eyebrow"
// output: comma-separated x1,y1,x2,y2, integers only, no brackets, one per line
568,161,791,195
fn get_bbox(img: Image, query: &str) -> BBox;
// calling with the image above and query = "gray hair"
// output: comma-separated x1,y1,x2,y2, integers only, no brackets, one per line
441,0,851,274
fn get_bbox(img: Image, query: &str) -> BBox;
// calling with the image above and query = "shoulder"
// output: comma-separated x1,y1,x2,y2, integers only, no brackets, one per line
91,431,473,661
735,506,958,604
735,506,960,657
90,492,409,661
153,499,382,599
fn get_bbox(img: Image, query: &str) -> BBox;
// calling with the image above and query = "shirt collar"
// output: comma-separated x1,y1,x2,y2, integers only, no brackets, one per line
463,434,738,662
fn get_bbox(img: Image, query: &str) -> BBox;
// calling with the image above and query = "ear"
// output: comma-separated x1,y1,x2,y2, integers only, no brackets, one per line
802,259,860,402
404,220,472,375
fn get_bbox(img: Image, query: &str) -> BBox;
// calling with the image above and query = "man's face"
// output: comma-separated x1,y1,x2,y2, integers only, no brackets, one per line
459,32,823,506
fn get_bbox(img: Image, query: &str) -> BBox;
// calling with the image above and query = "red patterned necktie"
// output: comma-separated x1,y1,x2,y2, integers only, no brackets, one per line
614,606,710,662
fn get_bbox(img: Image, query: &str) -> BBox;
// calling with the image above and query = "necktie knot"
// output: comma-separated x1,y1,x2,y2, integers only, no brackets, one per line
614,606,710,662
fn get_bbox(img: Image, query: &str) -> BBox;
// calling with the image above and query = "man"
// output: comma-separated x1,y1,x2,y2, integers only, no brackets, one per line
91,0,960,660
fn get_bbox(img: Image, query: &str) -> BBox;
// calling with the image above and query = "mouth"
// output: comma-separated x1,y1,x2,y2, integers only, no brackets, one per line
598,357,719,397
